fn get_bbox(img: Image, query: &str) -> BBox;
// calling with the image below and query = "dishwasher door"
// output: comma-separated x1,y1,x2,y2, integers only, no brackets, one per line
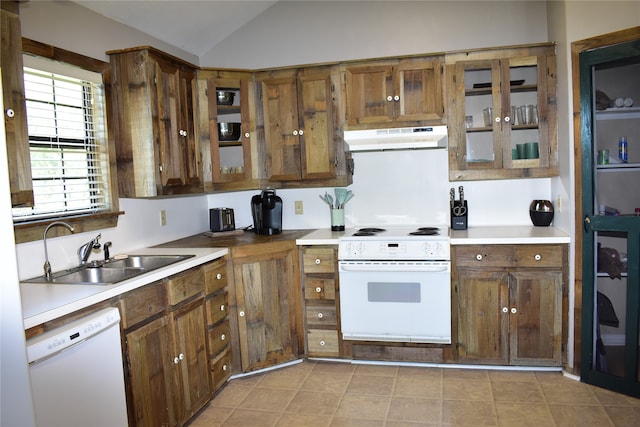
27,307,128,427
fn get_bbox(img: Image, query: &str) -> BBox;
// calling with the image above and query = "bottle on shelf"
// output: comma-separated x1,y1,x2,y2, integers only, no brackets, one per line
618,136,628,163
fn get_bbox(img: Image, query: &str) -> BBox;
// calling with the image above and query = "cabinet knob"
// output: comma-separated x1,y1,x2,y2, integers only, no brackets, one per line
216,273,222,279
315,287,322,293
220,304,225,312
179,129,187,136
393,95,400,102
504,116,511,123
315,258,321,265
179,353,185,360
174,356,180,364
511,307,517,314
5,109,15,118
221,334,226,341
502,307,508,313
534,254,542,261
476,254,483,261
317,312,324,319
239,311,245,317
293,130,298,136
244,132,250,138
222,364,228,371
319,340,326,346
386,95,393,102
299,129,304,135
495,117,501,123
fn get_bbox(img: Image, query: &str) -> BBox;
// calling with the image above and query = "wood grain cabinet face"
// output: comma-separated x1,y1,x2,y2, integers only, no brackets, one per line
445,44,558,181
106,47,202,197
453,244,564,366
301,246,341,358
120,262,217,427
196,69,261,191
258,67,352,187
231,241,302,372
1,2,34,207
344,56,445,128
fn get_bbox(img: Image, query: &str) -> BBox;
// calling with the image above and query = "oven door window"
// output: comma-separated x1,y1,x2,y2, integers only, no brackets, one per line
368,282,421,303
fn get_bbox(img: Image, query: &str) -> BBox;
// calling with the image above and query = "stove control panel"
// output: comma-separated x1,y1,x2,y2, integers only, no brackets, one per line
339,239,450,261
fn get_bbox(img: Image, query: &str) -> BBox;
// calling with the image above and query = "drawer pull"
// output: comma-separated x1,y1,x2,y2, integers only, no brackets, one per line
315,287,322,293
239,311,245,317
511,307,517,314
476,254,483,261
174,356,180,364
220,304,225,312
179,353,185,360
319,340,326,346
220,334,226,341
317,312,324,319
315,258,321,265
216,273,222,280
222,364,228,371
502,307,508,313
534,254,542,261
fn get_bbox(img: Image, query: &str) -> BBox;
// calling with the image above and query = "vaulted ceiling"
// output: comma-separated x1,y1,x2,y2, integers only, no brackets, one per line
72,1,280,57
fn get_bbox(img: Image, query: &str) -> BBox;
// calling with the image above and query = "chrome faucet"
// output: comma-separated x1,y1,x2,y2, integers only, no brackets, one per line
43,221,75,281
78,233,102,265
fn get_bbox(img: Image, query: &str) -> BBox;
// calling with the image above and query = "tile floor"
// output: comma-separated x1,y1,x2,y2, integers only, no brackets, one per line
189,360,640,426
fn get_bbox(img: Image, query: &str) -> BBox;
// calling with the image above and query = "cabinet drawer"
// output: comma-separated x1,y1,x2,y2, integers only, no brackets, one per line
302,248,336,273
304,278,336,300
204,258,227,295
454,245,516,267
210,347,232,391
206,291,228,326
118,282,166,329
167,266,205,306
305,305,337,327
208,319,231,357
515,245,563,268
307,329,339,357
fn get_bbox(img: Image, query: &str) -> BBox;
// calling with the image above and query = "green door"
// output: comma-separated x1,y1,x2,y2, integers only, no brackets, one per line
580,39,640,398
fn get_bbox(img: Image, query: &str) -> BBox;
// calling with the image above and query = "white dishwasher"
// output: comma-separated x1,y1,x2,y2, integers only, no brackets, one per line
27,307,128,427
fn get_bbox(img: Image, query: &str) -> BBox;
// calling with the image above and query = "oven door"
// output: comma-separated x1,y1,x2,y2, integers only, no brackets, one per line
338,261,451,344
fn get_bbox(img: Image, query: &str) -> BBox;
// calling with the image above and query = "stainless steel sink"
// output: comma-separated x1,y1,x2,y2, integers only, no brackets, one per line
102,254,193,271
23,254,194,285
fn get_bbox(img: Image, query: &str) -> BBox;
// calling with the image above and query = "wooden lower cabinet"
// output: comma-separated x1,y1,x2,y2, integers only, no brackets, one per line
121,262,219,427
453,244,565,366
300,246,341,358
229,240,303,372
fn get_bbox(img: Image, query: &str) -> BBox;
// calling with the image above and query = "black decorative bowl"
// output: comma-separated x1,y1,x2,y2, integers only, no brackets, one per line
529,200,554,226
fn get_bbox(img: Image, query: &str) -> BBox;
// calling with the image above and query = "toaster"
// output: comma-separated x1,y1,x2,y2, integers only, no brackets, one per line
209,208,235,232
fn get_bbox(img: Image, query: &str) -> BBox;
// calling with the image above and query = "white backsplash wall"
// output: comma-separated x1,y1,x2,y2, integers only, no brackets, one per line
208,149,553,230
15,196,209,280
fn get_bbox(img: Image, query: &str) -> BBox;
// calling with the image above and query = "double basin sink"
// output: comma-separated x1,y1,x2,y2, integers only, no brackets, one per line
23,255,194,286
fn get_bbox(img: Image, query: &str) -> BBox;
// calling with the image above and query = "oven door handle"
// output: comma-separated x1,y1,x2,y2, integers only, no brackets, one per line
339,264,449,273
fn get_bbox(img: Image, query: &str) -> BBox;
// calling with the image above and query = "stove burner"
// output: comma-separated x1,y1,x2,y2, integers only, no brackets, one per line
353,227,386,237
409,227,440,236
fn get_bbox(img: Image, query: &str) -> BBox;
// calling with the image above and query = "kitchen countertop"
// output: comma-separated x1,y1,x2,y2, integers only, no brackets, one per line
295,228,355,245
20,247,227,330
155,229,311,249
450,226,570,245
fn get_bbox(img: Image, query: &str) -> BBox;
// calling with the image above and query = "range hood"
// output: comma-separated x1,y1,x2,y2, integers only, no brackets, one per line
344,126,447,152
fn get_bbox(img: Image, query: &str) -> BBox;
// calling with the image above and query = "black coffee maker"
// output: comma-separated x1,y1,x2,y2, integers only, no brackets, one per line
251,188,282,235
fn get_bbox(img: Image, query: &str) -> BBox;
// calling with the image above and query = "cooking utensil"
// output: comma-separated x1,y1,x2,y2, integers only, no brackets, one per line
458,186,464,204
319,194,333,207
450,188,455,209
218,122,241,141
216,90,235,105
340,192,354,208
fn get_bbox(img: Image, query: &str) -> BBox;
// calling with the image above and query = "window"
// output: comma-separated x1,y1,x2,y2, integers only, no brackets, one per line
12,55,112,222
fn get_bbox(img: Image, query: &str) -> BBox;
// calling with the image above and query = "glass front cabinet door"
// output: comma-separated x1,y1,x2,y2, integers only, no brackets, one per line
446,44,557,181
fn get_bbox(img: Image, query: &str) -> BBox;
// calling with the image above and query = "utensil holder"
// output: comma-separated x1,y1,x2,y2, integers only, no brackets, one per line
451,201,468,230
330,208,345,231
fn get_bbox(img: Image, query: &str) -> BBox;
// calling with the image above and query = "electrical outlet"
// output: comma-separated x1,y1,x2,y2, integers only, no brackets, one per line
160,210,167,226
294,200,304,215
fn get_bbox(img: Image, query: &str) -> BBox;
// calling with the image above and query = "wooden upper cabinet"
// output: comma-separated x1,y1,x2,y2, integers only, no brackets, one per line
344,56,445,128
1,2,34,207
445,44,558,181
196,69,261,192
106,47,202,197
257,66,352,186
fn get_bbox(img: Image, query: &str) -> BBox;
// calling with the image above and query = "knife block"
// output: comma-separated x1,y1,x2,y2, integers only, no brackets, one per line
451,201,468,230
